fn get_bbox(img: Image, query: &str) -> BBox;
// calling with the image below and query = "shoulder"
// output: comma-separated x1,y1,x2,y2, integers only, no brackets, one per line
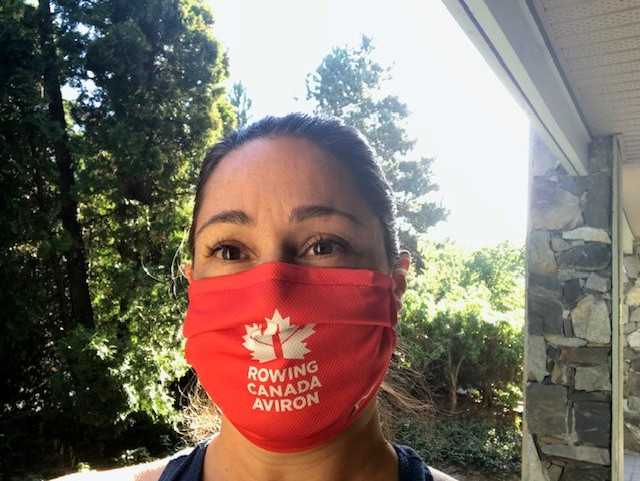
394,444,459,481
48,447,195,481
428,467,459,481
48,457,169,481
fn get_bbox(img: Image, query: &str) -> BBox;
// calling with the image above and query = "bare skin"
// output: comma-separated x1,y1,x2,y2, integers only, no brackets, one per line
204,404,397,481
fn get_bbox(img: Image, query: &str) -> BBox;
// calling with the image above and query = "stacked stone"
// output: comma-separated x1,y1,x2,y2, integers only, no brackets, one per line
624,251,640,450
525,133,613,481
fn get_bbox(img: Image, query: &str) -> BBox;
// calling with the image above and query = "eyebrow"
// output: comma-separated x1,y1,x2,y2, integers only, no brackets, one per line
196,210,254,236
196,204,363,237
289,204,363,226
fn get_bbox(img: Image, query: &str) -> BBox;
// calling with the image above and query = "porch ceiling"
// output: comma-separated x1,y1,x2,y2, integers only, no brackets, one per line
530,0,640,237
442,0,640,241
531,0,640,165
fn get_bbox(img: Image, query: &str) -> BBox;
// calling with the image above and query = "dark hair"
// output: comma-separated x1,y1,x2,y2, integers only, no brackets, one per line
188,113,399,263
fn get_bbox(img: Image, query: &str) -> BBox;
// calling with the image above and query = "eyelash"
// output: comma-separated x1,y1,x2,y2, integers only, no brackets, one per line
302,234,349,257
203,234,351,261
204,239,246,260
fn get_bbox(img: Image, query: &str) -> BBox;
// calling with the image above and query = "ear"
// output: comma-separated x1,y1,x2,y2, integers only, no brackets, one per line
391,251,411,312
184,263,194,284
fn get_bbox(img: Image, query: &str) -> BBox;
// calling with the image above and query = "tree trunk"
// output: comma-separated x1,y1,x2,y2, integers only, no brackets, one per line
32,156,71,331
483,385,494,408
449,380,458,414
37,0,94,328
447,349,465,414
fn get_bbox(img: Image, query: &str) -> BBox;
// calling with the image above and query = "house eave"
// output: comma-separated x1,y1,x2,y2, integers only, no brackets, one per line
442,0,591,176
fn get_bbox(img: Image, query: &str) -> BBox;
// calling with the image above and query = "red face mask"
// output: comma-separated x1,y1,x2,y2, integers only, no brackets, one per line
183,261,397,453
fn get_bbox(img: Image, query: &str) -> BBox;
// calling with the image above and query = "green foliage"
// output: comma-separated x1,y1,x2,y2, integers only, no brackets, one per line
228,81,253,128
393,416,522,477
463,241,525,312
417,240,468,302
1,0,231,474
306,35,448,256
398,240,524,412
70,0,231,427
115,447,152,464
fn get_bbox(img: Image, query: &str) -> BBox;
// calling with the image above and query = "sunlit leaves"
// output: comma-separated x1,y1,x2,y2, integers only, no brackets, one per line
398,240,524,411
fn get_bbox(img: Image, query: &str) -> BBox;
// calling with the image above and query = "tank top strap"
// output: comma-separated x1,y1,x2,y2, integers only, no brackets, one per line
158,441,209,481
394,443,435,481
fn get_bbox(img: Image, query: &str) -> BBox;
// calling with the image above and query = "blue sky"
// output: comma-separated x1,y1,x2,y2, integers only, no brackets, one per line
209,0,530,250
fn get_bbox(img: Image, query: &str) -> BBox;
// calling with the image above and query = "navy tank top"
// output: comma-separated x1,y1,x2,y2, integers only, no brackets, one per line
159,442,434,481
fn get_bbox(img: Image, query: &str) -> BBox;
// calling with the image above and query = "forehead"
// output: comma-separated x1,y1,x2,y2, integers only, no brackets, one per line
199,136,374,217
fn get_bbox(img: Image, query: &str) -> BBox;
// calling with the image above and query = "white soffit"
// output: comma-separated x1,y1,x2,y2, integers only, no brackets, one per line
443,0,640,242
531,0,640,242
442,0,591,175
531,0,640,165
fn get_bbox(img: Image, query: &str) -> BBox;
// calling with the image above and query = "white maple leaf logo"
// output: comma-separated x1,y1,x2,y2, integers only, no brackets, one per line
242,309,316,363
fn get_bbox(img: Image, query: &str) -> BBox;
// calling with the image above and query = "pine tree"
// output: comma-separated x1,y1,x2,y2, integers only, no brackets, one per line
228,81,253,128
0,0,232,472
307,35,448,257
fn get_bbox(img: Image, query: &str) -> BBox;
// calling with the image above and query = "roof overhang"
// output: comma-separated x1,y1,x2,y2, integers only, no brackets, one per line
442,0,591,176
442,0,639,246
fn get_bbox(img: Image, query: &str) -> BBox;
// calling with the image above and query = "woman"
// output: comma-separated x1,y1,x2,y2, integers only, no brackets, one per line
53,113,456,481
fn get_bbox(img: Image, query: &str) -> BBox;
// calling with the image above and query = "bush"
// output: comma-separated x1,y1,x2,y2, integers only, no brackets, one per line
398,240,525,413
392,415,522,478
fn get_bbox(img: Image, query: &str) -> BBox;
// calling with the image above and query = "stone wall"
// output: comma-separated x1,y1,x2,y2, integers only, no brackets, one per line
624,249,640,450
524,132,613,481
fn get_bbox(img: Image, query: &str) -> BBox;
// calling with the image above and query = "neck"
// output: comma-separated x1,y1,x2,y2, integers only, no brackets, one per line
203,402,398,481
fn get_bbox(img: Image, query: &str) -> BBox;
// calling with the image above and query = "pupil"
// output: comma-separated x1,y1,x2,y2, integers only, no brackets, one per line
314,242,332,255
223,246,240,260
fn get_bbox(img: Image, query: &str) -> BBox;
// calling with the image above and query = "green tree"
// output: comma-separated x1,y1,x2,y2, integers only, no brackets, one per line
417,239,468,302
0,0,232,474
306,35,447,257
228,81,253,128
39,0,95,328
465,314,523,408
0,2,70,470
68,0,232,453
403,281,490,413
397,241,524,413
462,241,525,312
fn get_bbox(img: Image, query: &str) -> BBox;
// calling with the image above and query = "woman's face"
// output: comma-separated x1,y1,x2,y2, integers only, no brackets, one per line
188,136,392,281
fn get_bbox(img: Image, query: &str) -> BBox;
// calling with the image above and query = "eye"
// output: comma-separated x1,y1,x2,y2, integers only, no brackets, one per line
205,243,246,261
303,236,347,257
310,240,336,255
